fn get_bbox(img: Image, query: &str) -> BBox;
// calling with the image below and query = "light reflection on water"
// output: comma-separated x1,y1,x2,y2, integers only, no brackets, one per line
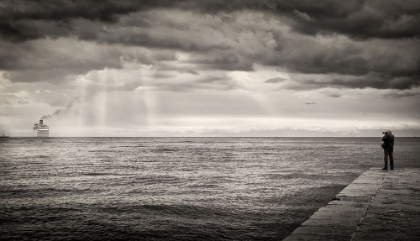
1,137,419,240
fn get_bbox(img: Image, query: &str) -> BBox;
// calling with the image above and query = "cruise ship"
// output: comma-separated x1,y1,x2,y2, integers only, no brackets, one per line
33,119,49,137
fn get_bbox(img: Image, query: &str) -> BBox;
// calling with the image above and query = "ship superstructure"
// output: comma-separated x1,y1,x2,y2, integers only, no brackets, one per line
33,119,49,137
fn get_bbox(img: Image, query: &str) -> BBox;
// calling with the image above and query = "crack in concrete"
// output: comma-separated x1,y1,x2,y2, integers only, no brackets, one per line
350,171,388,241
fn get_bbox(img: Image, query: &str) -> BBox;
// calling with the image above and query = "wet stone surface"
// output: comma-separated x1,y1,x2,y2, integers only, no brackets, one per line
283,168,420,241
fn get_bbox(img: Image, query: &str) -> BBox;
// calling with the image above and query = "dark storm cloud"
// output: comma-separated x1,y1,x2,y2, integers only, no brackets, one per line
2,0,418,46
265,35,420,77
383,90,420,98
188,53,254,71
324,75,410,90
326,93,341,98
263,34,420,89
287,72,420,91
1,0,419,91
0,22,40,42
0,38,124,82
1,0,420,41
195,0,420,39
265,77,287,83
0,0,136,41
0,0,146,22
180,70,200,76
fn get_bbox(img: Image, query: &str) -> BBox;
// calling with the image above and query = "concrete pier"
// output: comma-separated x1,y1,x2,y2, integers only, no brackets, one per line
283,168,420,241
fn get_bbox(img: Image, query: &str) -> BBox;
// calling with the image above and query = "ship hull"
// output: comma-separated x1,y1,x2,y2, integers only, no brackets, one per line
37,129,49,137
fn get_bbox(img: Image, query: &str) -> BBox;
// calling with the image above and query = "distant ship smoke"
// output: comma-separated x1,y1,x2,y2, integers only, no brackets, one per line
41,100,76,120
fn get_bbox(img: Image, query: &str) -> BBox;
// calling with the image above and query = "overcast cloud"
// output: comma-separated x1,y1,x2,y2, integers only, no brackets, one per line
0,0,419,136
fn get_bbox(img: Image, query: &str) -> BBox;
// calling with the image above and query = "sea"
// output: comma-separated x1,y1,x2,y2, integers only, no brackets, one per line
1,137,420,240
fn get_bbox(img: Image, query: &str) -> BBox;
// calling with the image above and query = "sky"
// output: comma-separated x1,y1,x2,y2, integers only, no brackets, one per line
0,0,419,137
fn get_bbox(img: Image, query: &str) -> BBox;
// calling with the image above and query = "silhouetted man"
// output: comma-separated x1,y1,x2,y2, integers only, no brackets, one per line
382,130,395,170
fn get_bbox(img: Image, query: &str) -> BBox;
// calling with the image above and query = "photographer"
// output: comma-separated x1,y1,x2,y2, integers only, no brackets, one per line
381,130,395,170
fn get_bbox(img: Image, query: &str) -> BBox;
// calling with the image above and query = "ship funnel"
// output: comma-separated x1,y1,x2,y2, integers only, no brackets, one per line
40,119,43,125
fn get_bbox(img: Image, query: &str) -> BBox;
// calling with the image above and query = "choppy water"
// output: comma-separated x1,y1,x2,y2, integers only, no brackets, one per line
1,137,419,240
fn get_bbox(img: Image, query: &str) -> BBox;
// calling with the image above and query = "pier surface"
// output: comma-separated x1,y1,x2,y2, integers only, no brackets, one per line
283,168,420,241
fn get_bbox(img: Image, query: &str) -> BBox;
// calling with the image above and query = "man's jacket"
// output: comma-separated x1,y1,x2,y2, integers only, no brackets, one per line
382,134,395,150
